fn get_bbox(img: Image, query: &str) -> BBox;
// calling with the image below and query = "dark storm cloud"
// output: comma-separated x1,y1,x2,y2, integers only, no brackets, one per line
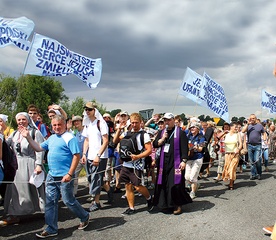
1,0,276,118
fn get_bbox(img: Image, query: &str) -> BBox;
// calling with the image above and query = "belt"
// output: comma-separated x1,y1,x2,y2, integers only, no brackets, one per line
248,143,261,146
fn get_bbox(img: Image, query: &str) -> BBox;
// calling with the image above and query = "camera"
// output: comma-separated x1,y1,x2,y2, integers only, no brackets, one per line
15,142,21,154
243,120,248,124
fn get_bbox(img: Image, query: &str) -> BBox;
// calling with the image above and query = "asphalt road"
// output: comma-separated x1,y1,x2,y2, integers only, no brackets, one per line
0,161,275,240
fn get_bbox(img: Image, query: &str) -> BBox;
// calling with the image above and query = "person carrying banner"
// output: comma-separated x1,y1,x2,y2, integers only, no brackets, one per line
18,114,90,238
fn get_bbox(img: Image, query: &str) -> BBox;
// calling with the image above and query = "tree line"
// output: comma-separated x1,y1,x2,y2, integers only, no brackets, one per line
0,74,251,128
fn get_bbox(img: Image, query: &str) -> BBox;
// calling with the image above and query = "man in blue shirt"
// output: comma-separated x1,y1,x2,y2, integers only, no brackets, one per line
19,115,90,238
242,114,267,180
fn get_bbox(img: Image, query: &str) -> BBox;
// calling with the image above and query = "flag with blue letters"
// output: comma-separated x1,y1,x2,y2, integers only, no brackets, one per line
24,33,102,89
178,67,207,108
199,72,229,122
261,89,276,114
0,16,35,51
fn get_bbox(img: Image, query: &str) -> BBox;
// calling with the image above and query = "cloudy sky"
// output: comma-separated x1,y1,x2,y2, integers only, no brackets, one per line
1,0,276,120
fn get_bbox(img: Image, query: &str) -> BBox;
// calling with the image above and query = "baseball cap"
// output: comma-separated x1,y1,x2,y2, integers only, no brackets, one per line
120,111,128,116
48,109,61,115
103,113,111,118
163,113,174,120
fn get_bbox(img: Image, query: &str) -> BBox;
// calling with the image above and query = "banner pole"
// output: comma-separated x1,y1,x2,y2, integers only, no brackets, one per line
172,94,179,113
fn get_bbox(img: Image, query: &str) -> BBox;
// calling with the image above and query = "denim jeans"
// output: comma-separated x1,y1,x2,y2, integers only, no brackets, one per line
247,144,262,177
45,174,89,234
262,148,268,167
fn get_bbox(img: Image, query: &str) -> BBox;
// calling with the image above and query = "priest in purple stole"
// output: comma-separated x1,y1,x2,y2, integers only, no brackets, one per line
153,113,192,215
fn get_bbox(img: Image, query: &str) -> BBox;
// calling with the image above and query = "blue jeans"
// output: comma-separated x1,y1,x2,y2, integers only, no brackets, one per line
45,174,89,234
247,144,262,177
262,148,268,167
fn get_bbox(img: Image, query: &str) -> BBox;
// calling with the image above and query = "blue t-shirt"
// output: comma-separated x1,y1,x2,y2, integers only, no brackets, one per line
40,132,80,177
187,133,205,160
247,123,264,144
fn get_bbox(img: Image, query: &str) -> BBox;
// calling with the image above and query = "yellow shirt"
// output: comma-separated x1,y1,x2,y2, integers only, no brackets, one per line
3,127,14,139
224,133,238,153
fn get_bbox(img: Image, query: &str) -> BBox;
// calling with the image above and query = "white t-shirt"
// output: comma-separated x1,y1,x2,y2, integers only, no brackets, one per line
82,119,108,160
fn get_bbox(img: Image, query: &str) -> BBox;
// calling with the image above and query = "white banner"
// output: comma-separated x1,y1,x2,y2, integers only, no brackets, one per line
0,16,34,51
24,33,102,89
199,72,229,122
261,89,276,114
178,67,207,108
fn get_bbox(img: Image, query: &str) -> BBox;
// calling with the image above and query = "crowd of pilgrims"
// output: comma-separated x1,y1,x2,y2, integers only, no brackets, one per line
0,105,275,226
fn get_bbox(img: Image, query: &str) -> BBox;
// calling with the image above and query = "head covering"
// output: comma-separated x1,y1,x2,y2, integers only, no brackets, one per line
103,113,111,119
120,111,128,116
82,106,105,127
83,102,97,109
0,114,8,123
157,118,164,124
163,113,174,119
15,112,38,129
48,108,61,115
126,119,131,129
72,115,83,123
189,122,201,130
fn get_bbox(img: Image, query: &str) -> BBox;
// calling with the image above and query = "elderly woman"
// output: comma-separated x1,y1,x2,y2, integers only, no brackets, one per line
186,122,206,199
0,112,45,225
221,122,242,190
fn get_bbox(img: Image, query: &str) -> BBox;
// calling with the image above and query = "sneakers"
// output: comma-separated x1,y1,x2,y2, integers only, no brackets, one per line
89,202,101,212
121,208,136,215
147,196,154,212
190,191,196,199
78,218,90,230
263,225,274,234
36,230,58,238
107,187,114,204
0,216,20,226
173,206,182,215
257,175,261,180
250,176,256,180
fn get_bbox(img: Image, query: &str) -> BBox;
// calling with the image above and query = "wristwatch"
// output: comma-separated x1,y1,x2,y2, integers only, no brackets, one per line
182,159,188,163
97,153,101,157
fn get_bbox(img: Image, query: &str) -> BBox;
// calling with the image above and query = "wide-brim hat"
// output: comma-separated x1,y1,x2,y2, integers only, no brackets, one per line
84,102,97,109
72,115,83,122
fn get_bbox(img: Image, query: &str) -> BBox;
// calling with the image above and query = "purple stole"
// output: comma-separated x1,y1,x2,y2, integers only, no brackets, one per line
157,127,182,185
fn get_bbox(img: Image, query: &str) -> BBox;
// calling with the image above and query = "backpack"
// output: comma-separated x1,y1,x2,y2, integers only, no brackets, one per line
119,131,145,162
2,139,18,182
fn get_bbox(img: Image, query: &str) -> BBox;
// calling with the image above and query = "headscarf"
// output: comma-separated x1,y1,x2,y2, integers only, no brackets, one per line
48,109,61,115
15,112,38,130
0,114,8,123
82,108,105,127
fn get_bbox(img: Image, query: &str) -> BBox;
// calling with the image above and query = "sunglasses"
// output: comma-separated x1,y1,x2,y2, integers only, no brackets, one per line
85,108,94,112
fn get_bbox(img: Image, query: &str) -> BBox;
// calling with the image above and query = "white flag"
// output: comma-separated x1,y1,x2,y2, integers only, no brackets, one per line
0,16,34,51
199,72,229,122
24,33,102,89
178,67,207,108
261,89,276,114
